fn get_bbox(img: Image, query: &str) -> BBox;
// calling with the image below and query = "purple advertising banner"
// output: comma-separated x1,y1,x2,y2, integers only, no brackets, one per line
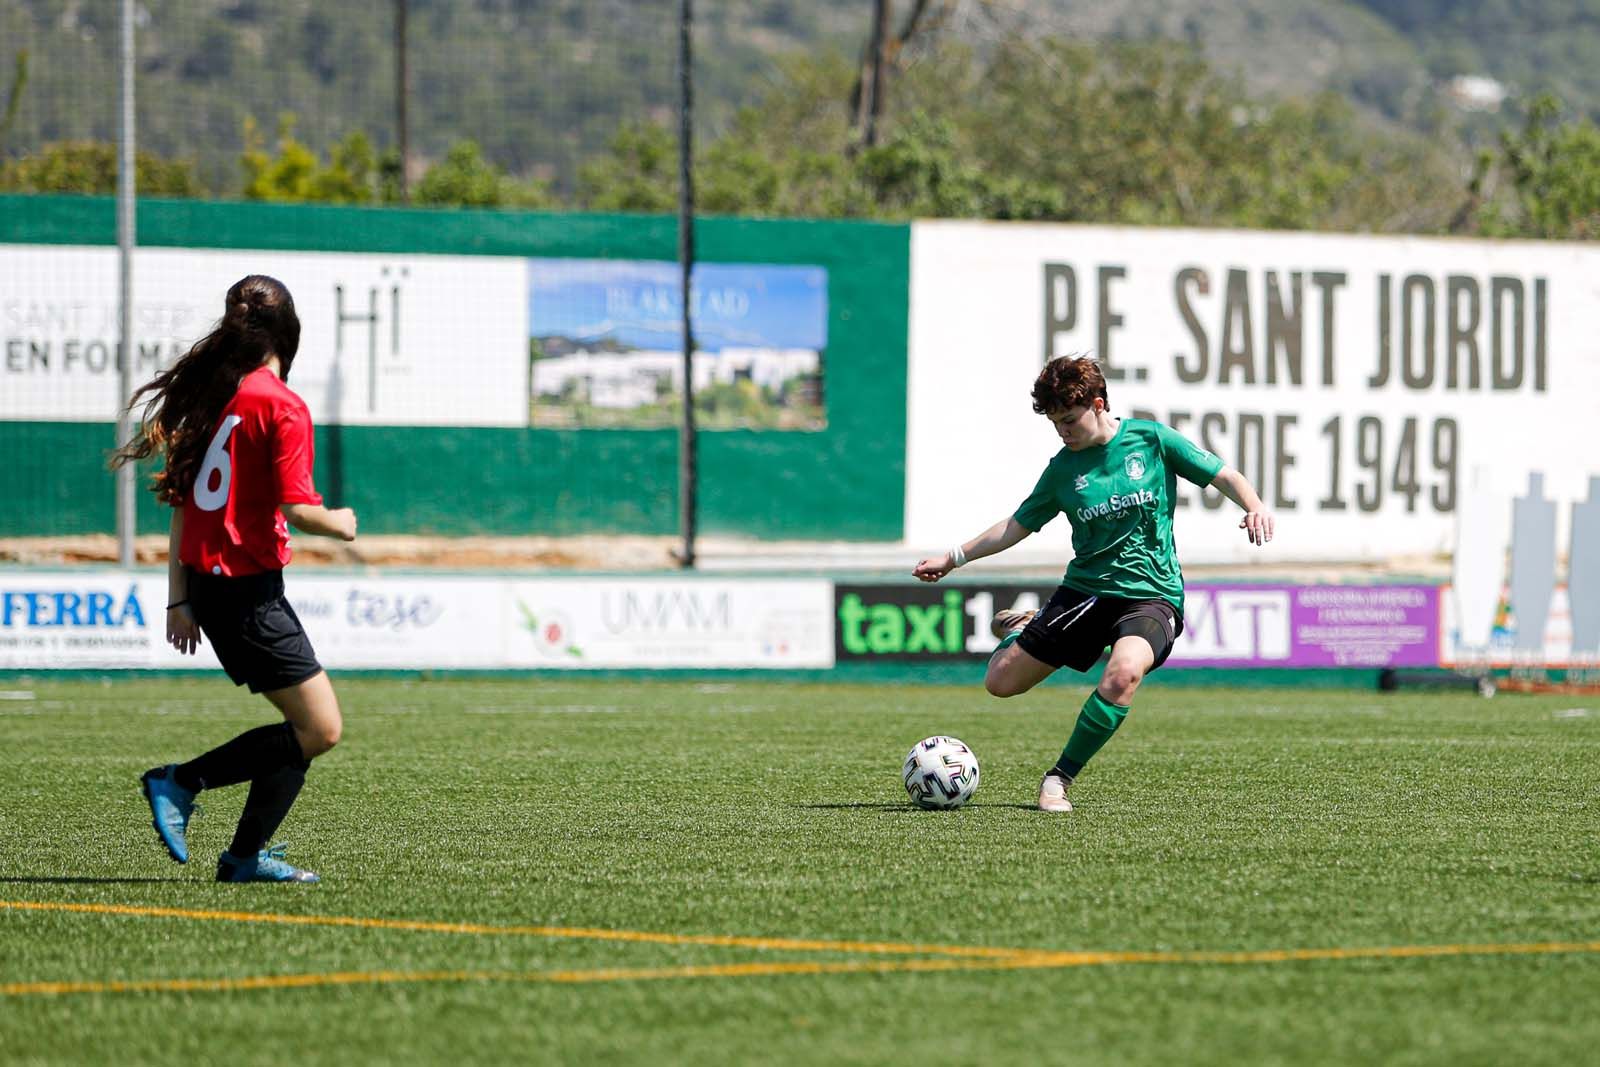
1168,584,1440,669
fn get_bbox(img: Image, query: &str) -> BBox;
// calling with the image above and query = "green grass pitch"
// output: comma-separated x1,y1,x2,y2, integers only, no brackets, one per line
2,677,1598,1065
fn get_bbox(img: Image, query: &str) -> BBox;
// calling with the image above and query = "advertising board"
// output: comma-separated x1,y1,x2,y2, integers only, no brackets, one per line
907,222,1600,562
833,582,1440,669
1,246,528,426
0,573,835,671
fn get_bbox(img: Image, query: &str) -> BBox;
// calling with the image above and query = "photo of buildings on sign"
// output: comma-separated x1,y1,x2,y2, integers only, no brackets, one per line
528,258,828,430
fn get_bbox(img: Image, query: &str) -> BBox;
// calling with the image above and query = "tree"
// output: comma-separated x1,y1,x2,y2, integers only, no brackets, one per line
240,115,383,204
0,49,27,155
414,141,555,209
238,116,551,209
0,140,202,197
646,36,1462,231
849,0,952,150
576,121,679,212
1473,94,1600,239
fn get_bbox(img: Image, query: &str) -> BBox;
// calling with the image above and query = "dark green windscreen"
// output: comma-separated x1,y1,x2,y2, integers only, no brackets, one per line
0,195,909,539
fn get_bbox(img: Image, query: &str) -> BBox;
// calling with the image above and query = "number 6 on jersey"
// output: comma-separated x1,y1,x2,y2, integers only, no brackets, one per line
193,415,243,512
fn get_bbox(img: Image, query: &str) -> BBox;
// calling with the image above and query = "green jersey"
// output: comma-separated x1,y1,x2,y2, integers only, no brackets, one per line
1013,417,1224,616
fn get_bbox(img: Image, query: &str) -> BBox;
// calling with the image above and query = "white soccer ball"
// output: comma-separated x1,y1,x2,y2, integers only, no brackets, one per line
902,735,980,810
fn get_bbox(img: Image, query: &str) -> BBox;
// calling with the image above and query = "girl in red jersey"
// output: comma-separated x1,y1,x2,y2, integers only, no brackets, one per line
113,275,356,883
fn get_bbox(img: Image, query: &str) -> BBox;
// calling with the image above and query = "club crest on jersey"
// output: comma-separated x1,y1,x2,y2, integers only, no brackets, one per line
1073,473,1089,490
1124,454,1147,480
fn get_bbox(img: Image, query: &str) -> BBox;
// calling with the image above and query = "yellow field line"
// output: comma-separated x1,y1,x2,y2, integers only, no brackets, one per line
8,900,1600,971
1117,942,1600,965
0,958,1026,997
7,941,1600,998
0,899,1038,959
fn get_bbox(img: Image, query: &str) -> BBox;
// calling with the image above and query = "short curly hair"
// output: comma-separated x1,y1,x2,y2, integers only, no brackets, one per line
1032,355,1108,415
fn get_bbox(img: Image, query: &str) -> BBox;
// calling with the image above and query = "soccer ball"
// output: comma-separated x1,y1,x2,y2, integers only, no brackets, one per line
902,735,980,810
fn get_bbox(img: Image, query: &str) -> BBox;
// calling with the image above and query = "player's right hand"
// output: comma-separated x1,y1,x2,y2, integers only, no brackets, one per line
911,555,952,583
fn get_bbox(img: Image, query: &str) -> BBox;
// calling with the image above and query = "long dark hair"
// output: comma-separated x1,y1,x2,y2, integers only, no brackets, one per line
111,275,301,504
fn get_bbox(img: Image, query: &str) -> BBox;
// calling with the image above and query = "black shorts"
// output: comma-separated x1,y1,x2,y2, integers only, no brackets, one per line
187,567,322,694
1015,584,1183,674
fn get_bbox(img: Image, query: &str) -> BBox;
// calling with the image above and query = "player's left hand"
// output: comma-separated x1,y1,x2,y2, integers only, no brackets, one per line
911,555,953,582
1240,510,1274,546
167,604,202,655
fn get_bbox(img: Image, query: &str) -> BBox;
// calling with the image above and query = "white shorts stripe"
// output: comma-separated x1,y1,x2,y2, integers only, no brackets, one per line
1047,596,1098,630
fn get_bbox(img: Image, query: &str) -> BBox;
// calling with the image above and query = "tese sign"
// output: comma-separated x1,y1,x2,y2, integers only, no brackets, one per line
0,574,480,670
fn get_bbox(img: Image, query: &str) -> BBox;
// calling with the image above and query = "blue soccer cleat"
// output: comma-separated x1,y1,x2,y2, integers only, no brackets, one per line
216,843,321,884
140,764,197,863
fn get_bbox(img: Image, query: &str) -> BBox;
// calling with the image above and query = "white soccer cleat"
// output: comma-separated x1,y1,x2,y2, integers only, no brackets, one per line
991,608,1037,640
1037,772,1074,813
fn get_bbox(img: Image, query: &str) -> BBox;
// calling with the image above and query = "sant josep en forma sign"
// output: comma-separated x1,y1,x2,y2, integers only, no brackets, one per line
0,245,528,427
905,223,1600,564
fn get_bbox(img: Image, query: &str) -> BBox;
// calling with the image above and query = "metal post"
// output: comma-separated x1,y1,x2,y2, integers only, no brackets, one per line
676,0,697,568
115,0,137,566
396,0,410,202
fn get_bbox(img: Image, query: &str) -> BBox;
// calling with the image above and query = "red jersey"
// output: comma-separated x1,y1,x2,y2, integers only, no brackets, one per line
179,366,323,577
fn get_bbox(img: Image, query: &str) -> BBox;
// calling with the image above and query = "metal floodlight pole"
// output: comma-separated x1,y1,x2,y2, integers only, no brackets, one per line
676,0,697,569
115,0,137,567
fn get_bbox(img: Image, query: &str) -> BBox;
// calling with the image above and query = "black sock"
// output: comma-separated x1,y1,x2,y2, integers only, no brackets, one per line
228,760,310,857
174,721,305,792
1051,758,1083,781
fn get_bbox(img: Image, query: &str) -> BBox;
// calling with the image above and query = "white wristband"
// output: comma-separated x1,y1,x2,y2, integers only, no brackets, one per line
949,544,968,568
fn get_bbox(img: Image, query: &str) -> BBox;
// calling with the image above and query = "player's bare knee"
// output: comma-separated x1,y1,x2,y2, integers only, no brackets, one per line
317,706,344,751
294,714,341,757
1099,668,1143,703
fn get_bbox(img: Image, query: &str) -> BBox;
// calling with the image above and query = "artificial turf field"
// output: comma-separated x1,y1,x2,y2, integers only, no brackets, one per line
1,676,1597,1065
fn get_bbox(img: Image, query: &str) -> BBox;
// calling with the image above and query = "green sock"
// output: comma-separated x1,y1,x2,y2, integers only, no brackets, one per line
1055,691,1130,777
992,630,1022,657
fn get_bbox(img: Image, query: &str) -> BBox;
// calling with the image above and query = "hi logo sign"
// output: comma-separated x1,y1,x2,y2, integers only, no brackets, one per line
333,265,409,415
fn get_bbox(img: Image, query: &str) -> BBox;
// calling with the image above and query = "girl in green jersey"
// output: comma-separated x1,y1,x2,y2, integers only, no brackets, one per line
912,356,1274,812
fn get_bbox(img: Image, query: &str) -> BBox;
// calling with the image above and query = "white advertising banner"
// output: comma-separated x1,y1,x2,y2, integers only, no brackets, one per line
0,245,528,426
0,574,173,670
907,222,1600,562
1440,584,1598,668
503,578,835,669
0,572,835,671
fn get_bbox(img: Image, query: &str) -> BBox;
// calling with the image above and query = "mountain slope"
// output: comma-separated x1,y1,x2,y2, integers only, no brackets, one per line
0,0,1594,194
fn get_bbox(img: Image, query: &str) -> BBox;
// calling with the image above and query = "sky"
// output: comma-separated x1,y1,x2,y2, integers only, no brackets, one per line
528,259,828,352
